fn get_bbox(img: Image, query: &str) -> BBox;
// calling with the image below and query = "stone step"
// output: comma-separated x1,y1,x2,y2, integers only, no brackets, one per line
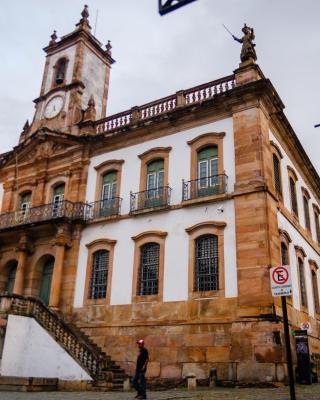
0,376,58,392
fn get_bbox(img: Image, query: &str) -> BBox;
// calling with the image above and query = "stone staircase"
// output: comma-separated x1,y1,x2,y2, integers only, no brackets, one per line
0,294,127,391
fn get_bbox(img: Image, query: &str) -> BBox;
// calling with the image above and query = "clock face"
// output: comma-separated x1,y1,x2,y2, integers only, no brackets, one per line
44,95,64,119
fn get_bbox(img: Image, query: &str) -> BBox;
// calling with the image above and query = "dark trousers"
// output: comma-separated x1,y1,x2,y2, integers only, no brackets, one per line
132,370,146,397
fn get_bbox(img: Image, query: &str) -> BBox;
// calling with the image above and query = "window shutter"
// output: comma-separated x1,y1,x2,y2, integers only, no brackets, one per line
298,259,307,307
303,196,311,231
289,178,298,216
273,154,281,195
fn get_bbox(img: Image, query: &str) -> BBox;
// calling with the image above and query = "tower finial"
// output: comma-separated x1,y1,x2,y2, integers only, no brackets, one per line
49,30,57,45
76,5,91,31
106,40,112,56
81,4,89,20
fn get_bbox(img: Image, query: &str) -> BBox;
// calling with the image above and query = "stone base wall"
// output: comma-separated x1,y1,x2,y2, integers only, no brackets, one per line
78,318,291,384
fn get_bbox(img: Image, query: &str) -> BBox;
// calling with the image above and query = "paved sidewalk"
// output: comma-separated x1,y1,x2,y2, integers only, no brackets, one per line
0,385,319,400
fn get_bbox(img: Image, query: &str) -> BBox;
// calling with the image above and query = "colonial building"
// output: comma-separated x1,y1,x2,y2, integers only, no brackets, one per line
0,6,319,389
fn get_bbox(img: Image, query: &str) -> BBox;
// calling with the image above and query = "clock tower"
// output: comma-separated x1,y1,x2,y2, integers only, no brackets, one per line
29,5,115,136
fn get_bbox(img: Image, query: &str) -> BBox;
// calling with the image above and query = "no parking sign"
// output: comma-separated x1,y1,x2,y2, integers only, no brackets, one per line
270,265,292,296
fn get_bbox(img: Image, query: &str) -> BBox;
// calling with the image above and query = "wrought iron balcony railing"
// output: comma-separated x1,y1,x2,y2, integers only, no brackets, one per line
182,174,228,201
0,200,86,231
86,198,122,220
130,186,172,213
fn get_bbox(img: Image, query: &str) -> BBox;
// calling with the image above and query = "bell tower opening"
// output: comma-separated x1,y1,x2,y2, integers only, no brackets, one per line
54,58,68,86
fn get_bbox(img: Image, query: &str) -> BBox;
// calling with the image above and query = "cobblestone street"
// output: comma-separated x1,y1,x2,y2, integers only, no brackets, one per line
0,385,319,400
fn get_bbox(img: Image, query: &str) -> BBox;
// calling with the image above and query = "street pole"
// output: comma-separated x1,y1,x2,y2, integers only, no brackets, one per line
281,296,296,400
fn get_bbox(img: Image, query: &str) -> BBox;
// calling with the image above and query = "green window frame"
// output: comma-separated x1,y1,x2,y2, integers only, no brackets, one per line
100,171,117,216
145,160,164,206
197,146,219,195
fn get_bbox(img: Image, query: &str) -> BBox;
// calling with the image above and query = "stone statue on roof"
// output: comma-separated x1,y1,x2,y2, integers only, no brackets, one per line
233,24,257,63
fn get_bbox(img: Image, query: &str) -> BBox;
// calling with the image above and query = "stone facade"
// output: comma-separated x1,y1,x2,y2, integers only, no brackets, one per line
0,7,319,387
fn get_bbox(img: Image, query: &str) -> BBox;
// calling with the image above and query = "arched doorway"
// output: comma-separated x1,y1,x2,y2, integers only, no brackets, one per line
39,257,54,306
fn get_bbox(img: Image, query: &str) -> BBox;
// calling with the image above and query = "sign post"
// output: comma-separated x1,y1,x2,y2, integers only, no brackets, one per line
270,265,296,400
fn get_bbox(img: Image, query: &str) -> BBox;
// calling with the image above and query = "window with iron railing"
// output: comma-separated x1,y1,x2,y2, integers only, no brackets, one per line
52,184,65,218
89,250,109,300
197,146,218,196
138,243,159,296
194,234,219,292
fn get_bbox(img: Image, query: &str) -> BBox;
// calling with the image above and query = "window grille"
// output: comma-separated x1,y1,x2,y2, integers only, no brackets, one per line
89,250,109,299
273,154,281,195
289,178,298,216
303,196,311,231
138,243,160,296
195,235,219,291
281,242,289,265
298,258,307,307
312,270,320,314
314,211,320,245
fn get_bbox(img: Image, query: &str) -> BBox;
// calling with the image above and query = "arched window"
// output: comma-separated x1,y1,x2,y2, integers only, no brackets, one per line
311,270,320,314
102,171,117,201
98,171,118,217
89,250,109,300
197,146,218,194
19,192,31,212
146,159,164,195
6,263,17,294
314,207,320,245
303,195,311,232
289,177,298,217
281,242,289,265
273,154,282,195
52,183,65,217
55,58,67,85
298,257,307,307
138,243,160,296
17,192,32,222
194,234,219,291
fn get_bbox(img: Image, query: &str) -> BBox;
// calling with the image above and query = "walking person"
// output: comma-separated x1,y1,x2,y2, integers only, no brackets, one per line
132,339,149,399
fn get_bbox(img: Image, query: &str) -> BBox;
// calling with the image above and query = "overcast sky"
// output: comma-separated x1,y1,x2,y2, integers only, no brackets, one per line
0,0,319,171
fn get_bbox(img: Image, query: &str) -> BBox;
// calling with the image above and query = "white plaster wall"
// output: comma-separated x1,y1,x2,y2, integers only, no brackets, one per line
86,118,235,213
75,199,237,307
278,212,320,317
1,315,92,380
0,183,3,213
270,131,320,243
74,118,237,307
81,46,107,119
44,46,76,94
